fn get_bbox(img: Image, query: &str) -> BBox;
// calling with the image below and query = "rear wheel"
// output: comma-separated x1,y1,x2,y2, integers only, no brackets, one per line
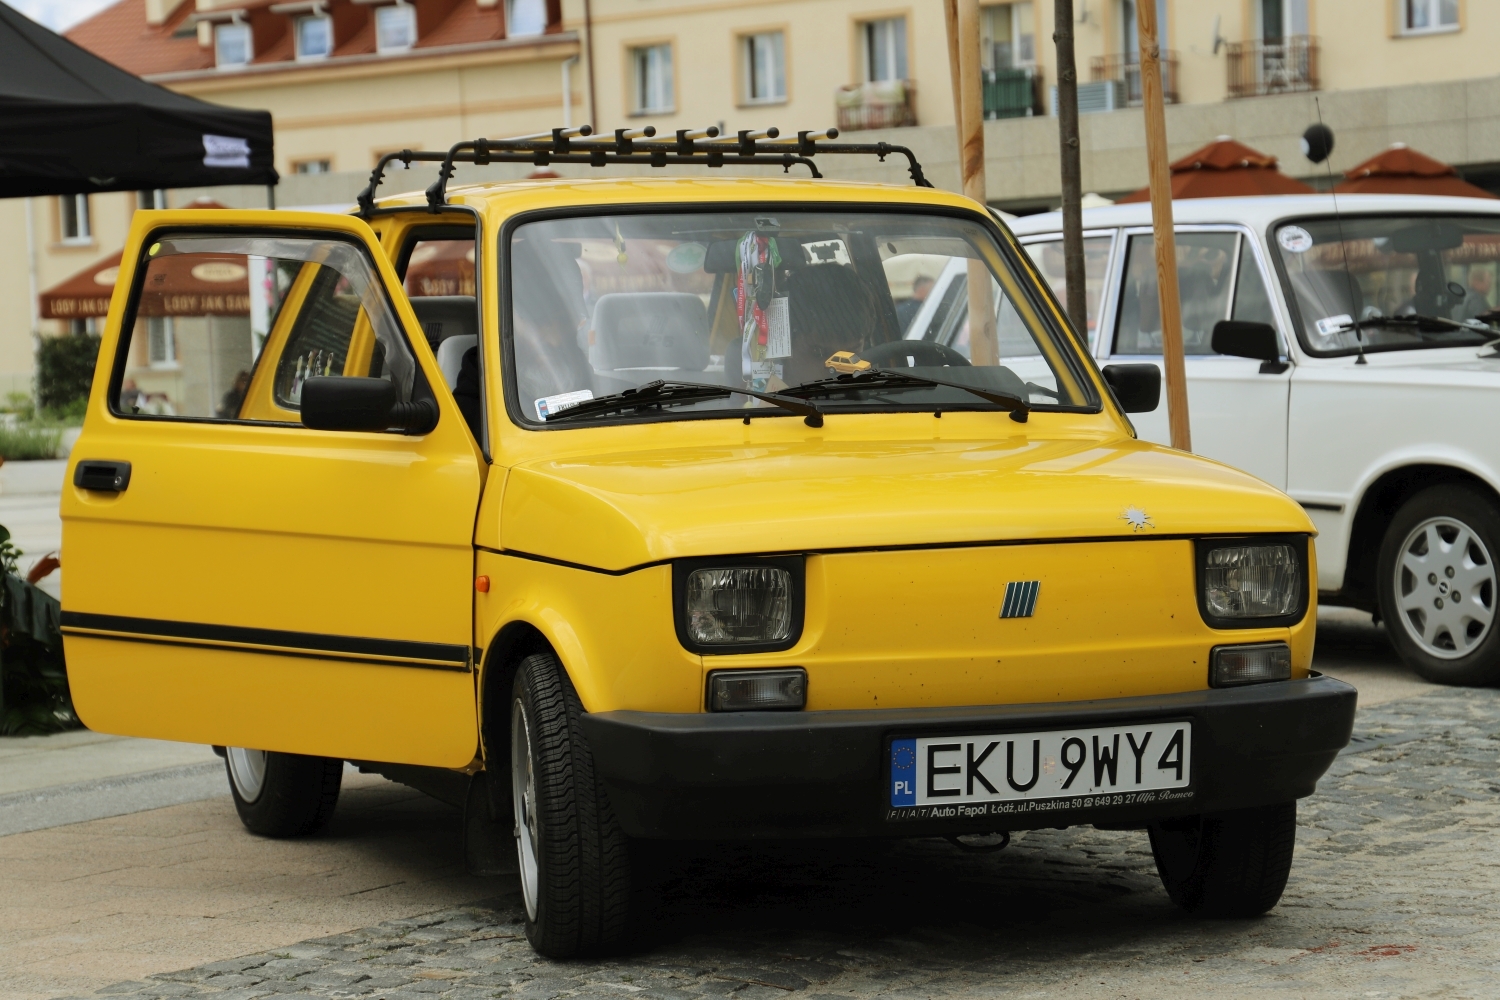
511,650,631,957
1148,801,1296,917
226,748,342,837
1377,485,1500,686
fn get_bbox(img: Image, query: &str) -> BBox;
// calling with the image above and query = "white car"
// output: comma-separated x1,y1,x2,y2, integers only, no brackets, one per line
905,194,1500,686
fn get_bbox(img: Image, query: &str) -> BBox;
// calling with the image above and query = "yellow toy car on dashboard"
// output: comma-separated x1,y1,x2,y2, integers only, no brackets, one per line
59,126,1354,958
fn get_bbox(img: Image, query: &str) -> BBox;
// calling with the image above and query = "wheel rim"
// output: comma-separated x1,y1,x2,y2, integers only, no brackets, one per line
226,747,268,802
1394,515,1497,660
511,701,540,922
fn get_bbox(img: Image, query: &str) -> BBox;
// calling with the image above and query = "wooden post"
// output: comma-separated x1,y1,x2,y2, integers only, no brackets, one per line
950,0,998,366
1053,0,1089,341
1136,0,1190,451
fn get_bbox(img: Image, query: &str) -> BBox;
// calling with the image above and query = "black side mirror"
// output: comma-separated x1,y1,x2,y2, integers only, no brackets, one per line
1212,320,1280,361
301,376,438,433
1101,364,1161,413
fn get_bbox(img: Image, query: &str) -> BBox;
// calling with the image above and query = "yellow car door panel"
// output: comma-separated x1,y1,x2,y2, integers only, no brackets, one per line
61,210,483,768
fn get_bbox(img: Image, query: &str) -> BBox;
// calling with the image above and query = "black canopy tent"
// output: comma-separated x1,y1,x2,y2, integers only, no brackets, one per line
0,0,275,198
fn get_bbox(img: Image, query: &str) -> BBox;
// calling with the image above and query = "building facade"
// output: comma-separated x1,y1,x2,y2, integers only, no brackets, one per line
0,0,1494,394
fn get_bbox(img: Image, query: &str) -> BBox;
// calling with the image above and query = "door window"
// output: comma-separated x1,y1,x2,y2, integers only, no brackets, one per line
1231,236,1277,327
1023,235,1114,347
113,234,416,422
1113,231,1239,355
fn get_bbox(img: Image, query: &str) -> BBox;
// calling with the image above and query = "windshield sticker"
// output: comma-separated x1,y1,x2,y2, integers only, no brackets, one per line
1279,226,1314,253
1315,314,1353,338
666,242,707,274
764,296,792,358
535,389,594,421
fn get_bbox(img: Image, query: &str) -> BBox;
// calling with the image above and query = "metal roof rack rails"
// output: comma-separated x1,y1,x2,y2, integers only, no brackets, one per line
355,125,933,217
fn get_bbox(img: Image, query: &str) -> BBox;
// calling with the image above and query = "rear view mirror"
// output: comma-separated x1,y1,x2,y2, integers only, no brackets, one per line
301,377,439,433
1212,320,1280,362
1101,364,1161,413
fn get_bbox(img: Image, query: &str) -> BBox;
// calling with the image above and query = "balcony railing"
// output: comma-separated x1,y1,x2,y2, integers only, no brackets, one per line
1226,36,1320,98
1089,52,1179,106
983,67,1040,119
835,79,918,131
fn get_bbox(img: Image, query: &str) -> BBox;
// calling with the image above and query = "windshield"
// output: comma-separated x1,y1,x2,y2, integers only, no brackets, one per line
504,210,1095,426
1272,214,1500,355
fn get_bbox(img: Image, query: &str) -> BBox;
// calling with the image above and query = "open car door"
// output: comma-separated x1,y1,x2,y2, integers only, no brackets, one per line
60,210,483,768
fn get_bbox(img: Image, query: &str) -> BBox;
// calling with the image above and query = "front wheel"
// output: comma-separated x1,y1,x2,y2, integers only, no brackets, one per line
226,748,342,837
1377,484,1500,686
1148,801,1296,917
511,650,631,957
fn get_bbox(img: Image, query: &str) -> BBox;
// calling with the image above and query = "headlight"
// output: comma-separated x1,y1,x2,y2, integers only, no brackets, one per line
1197,538,1308,627
675,559,803,651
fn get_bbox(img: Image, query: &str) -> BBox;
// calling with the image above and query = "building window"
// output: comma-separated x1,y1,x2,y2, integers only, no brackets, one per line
506,0,547,37
631,43,674,114
70,318,101,336
1402,0,1459,32
296,14,332,59
147,317,177,367
376,3,415,52
293,158,332,174
215,21,252,67
980,3,1034,70
59,194,90,244
862,17,908,83
137,190,166,210
741,31,786,104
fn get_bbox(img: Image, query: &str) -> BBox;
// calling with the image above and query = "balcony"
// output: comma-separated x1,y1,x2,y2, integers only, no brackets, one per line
983,67,1040,119
1089,51,1179,107
835,79,917,131
1226,36,1320,98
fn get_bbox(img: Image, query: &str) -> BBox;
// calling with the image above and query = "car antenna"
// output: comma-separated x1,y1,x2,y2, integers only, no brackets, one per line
1304,100,1366,365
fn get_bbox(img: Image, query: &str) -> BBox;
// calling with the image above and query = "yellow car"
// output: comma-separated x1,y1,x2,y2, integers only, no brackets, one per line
60,129,1354,958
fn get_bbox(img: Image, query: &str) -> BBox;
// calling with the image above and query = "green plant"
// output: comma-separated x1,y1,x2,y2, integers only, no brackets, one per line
36,332,101,416
0,526,75,736
2,392,33,415
0,424,61,461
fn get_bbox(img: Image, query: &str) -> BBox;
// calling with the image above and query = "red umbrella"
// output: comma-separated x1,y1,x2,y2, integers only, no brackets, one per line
1117,137,1315,203
1334,143,1496,199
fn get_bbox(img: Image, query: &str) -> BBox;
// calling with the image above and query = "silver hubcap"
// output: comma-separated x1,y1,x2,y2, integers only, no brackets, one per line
511,701,540,922
226,747,268,802
1394,516,1496,659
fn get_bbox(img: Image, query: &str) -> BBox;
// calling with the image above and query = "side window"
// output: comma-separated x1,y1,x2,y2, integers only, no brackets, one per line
114,234,416,422
1113,232,1238,356
1022,235,1115,347
1231,236,1277,327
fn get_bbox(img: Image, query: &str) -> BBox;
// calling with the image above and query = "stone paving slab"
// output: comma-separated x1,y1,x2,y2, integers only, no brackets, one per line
71,686,1500,1000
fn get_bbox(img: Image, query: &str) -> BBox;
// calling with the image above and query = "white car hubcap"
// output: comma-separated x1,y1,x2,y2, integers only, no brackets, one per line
511,701,541,922
226,747,268,802
1395,516,1496,659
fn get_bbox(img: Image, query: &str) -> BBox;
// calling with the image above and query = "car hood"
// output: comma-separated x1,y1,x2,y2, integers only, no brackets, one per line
498,434,1312,572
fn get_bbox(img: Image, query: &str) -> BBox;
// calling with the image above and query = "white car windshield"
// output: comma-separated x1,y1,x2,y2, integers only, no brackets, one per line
1272,214,1500,356
504,210,1095,426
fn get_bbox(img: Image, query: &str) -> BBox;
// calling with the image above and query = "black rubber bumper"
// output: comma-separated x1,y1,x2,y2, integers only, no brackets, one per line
579,674,1357,840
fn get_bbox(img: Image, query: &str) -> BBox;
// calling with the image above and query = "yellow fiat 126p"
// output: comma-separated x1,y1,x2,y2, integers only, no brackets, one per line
60,128,1355,957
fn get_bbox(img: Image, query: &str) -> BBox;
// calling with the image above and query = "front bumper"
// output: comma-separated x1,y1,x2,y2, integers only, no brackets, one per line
579,673,1357,839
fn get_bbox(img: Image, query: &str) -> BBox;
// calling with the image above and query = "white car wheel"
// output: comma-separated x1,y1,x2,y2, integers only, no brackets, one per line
226,747,268,803
511,700,541,922
1393,515,1497,659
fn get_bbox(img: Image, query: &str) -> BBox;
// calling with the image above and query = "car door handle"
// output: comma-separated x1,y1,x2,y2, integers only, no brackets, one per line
74,460,132,493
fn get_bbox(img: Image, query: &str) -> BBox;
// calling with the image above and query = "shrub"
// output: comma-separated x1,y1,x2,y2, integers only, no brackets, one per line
0,425,61,461
37,333,101,416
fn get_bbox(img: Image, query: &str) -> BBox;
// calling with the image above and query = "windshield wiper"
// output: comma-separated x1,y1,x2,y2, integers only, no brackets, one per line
544,379,825,426
1337,314,1497,338
783,368,1031,422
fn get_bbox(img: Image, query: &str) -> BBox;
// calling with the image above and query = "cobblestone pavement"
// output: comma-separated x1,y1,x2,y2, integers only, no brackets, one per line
72,686,1500,1000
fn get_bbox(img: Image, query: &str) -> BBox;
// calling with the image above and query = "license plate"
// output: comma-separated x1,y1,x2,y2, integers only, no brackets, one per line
888,722,1192,821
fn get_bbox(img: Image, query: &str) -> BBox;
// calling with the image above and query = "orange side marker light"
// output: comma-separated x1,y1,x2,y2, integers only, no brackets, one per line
475,575,490,593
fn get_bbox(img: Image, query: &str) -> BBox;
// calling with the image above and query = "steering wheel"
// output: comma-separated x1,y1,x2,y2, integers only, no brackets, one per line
860,340,972,369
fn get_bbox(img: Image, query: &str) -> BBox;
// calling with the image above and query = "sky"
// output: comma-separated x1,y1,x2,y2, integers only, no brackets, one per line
10,0,117,32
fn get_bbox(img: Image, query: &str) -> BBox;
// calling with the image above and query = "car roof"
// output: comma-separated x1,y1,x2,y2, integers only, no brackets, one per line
1006,193,1500,238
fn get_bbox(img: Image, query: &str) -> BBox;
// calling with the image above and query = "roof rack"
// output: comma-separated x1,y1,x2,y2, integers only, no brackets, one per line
355,125,934,217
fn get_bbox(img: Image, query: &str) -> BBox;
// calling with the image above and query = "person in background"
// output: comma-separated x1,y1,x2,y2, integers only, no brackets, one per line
895,274,935,333
218,371,251,419
1461,265,1495,320
118,378,144,412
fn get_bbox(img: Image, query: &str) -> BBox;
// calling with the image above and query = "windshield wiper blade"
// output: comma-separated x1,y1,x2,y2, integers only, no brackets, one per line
783,368,1031,422
544,379,825,426
1338,314,1495,337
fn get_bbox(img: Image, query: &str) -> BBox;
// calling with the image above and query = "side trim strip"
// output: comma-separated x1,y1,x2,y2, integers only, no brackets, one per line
1298,501,1344,513
59,612,471,671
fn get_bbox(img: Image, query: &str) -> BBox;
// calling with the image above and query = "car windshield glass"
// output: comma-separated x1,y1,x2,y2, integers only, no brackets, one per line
1272,214,1500,355
505,210,1094,425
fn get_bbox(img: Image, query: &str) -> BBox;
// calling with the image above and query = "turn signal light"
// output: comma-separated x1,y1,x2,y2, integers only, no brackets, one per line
707,668,807,711
475,576,490,593
1210,642,1292,688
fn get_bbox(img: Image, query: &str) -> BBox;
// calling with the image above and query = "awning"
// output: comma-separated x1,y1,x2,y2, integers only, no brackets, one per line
1334,143,1497,199
1116,137,1315,203
40,248,248,320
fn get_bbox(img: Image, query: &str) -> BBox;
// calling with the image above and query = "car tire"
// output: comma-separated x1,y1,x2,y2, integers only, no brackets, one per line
511,649,631,958
1148,801,1296,918
1377,484,1500,686
225,748,342,837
